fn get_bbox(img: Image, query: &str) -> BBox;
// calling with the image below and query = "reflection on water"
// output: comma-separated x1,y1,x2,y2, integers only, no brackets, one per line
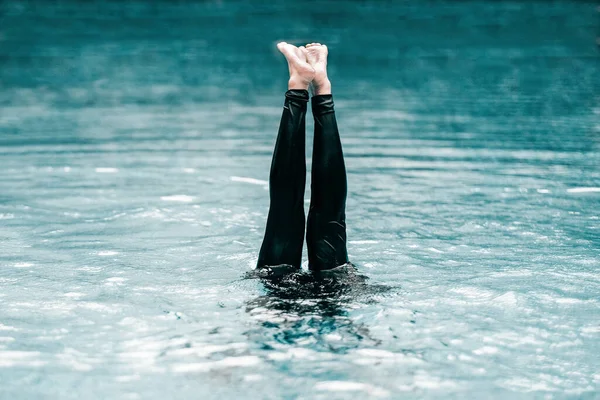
245,266,390,352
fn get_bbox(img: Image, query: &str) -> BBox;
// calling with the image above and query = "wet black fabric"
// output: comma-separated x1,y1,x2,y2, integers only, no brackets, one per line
306,94,349,271
257,89,308,269
257,90,349,271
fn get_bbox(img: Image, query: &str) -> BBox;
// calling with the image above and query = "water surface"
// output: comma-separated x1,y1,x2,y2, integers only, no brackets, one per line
1,1,599,398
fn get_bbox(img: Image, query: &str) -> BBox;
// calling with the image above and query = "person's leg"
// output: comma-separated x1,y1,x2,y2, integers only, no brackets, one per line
304,43,350,271
257,43,315,269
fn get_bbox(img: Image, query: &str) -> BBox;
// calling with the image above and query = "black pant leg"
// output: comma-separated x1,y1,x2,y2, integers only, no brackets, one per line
307,94,349,271
257,89,309,268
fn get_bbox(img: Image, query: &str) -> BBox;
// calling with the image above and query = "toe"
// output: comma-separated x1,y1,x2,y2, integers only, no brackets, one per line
295,46,307,60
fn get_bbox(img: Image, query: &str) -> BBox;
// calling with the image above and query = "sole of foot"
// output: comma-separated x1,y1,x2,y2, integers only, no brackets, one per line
303,43,331,95
277,42,315,90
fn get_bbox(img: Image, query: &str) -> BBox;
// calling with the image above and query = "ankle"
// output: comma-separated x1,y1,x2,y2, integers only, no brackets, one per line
288,76,310,91
312,79,331,95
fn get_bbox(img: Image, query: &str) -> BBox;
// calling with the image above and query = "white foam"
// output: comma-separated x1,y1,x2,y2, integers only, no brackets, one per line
325,333,343,341
198,343,247,357
267,352,290,361
160,195,194,202
473,346,499,355
171,363,211,373
57,348,97,372
581,326,600,334
105,277,127,284
503,377,554,392
0,324,19,332
355,349,396,358
554,297,585,305
97,251,118,256
493,291,518,307
412,373,459,390
172,356,261,373
0,351,43,368
230,176,268,186
166,342,247,358
315,381,390,397
13,262,33,268
95,167,119,173
78,302,116,312
217,355,261,368
64,292,85,299
567,187,600,193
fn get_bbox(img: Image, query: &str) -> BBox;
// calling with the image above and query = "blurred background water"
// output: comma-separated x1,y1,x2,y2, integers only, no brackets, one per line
1,1,599,398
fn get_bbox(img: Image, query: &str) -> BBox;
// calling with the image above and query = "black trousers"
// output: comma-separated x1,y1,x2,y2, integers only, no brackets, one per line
257,89,349,271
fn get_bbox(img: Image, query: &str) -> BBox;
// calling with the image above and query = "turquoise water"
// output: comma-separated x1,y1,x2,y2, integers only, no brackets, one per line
1,1,599,398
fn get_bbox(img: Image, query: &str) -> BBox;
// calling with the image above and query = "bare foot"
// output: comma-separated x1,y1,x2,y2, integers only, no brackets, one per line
303,43,331,95
277,42,315,90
